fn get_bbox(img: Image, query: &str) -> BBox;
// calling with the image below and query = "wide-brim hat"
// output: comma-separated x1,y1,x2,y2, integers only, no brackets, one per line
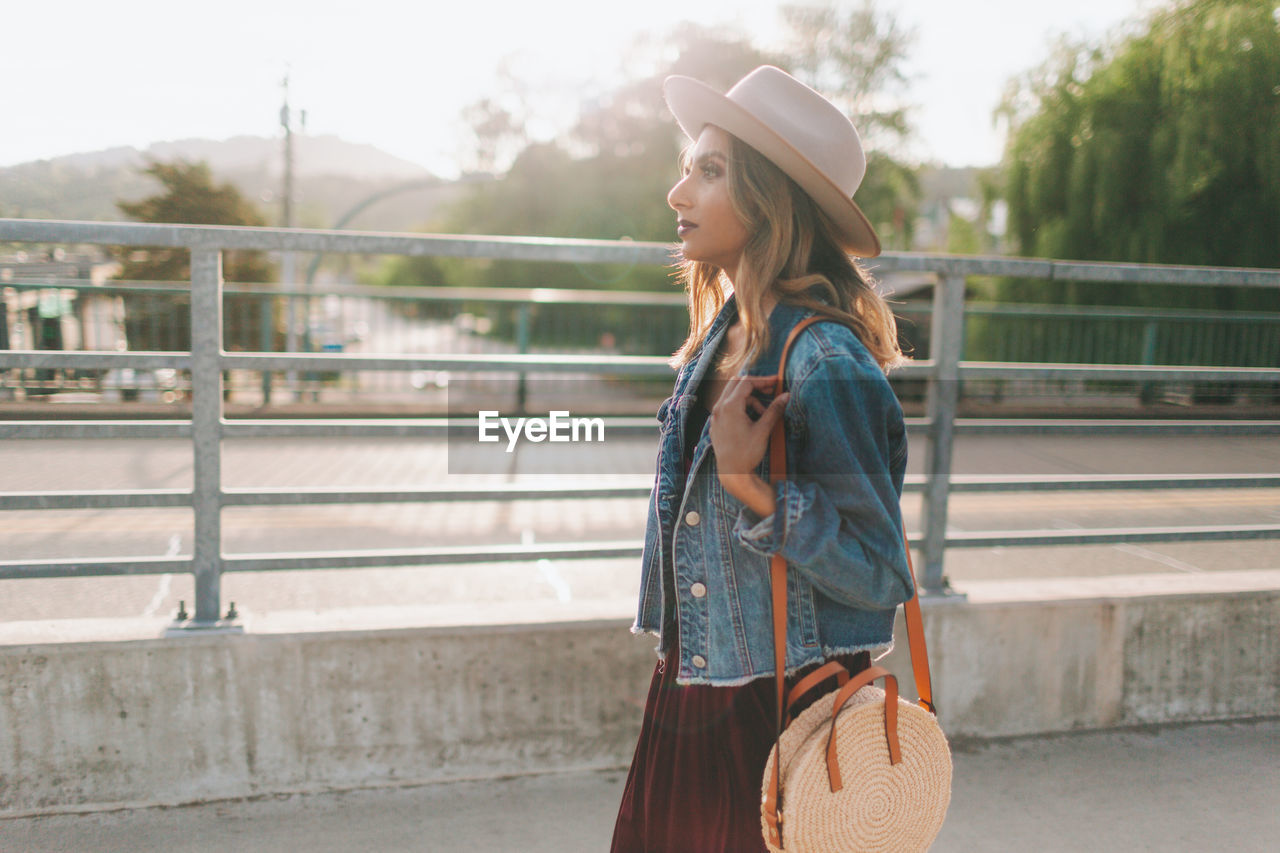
663,65,881,258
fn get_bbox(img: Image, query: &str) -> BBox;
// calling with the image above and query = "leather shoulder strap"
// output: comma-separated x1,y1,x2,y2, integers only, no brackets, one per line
763,315,936,847
769,315,935,712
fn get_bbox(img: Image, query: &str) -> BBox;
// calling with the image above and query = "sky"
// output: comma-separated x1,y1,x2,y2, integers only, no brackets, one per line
2,0,1160,177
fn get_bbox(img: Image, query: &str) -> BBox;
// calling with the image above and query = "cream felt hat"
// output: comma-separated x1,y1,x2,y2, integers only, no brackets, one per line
663,65,881,258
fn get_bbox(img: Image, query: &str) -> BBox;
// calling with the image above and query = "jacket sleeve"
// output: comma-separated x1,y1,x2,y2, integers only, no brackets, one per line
731,349,913,611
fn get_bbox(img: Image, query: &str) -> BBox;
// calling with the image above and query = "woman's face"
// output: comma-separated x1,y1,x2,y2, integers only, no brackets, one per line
667,125,750,275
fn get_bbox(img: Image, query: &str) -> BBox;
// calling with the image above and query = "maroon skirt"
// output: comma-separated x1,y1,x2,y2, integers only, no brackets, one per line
610,639,871,853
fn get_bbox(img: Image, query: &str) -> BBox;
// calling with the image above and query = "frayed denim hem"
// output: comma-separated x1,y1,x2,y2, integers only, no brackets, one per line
669,639,895,687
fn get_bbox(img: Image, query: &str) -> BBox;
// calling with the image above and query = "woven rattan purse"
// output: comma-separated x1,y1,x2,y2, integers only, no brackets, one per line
760,317,952,853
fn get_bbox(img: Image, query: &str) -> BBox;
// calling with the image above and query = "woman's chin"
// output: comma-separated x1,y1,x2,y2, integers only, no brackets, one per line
678,246,717,267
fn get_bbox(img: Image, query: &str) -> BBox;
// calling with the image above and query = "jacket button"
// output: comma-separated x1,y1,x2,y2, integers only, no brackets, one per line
690,582,707,598
691,654,707,668
685,510,701,526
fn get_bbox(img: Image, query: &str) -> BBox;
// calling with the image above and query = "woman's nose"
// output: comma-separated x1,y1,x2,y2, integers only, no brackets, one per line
667,175,689,211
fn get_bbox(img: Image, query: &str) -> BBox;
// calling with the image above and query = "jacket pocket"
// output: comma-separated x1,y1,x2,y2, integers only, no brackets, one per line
788,573,821,649
656,394,675,423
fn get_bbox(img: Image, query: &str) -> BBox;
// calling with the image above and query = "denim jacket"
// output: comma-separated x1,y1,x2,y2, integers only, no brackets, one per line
633,295,912,686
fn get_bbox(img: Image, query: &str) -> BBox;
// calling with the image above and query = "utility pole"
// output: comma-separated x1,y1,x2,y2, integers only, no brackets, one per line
280,72,299,398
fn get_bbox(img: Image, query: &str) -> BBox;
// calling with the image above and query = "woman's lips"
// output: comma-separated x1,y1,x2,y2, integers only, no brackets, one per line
677,220,697,237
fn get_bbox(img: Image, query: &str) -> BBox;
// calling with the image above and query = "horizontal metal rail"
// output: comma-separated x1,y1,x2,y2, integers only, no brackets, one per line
8,417,1279,442
10,348,1280,383
943,524,1280,548
0,421,193,440
0,352,192,370
218,541,645,573
0,489,194,510
6,521,1280,582
0,557,194,580
3,473,1276,513
3,277,692,306
941,473,1280,492
5,218,1280,287
0,219,679,265
956,363,1279,383
949,419,1280,436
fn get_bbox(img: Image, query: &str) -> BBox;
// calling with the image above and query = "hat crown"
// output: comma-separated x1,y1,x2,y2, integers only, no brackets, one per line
723,66,866,197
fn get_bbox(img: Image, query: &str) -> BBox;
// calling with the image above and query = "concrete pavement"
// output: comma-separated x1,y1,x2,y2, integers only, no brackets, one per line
3,718,1276,853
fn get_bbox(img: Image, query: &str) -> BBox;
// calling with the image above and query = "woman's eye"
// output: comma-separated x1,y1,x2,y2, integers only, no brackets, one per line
701,164,719,178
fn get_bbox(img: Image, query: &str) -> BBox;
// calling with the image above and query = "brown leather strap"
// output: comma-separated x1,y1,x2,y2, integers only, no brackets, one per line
901,534,935,712
785,660,850,718
763,318,820,848
762,316,938,847
825,666,901,792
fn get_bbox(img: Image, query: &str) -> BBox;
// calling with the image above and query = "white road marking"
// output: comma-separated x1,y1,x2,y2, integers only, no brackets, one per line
524,529,572,603
537,560,573,603
142,573,173,617
1113,543,1205,573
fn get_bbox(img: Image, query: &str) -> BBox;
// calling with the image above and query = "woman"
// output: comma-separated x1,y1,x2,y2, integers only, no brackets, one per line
610,66,915,852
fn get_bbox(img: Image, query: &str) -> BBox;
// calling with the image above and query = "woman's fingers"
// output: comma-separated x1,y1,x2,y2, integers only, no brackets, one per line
758,391,790,428
708,376,791,480
715,374,780,411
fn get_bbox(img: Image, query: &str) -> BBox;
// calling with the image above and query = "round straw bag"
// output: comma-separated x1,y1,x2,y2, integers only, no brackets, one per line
758,317,953,852
760,666,951,852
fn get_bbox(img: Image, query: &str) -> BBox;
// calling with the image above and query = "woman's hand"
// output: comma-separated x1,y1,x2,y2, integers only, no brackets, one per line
709,374,790,518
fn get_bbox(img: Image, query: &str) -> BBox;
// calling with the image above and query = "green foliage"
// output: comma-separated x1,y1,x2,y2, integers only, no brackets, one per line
113,160,277,352
856,151,921,250
115,159,274,283
1000,0,1280,312
782,2,922,249
780,1,915,146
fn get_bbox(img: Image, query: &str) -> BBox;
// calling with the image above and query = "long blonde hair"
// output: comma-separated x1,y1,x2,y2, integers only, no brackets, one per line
670,131,910,376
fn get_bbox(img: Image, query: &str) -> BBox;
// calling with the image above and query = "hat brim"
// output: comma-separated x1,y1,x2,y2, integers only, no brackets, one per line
664,75,881,258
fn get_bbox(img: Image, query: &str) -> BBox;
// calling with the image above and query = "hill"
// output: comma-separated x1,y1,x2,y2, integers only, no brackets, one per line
0,135,466,232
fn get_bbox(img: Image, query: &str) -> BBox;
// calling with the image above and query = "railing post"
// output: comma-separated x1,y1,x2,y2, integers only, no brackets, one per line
516,303,530,414
919,273,966,596
182,249,238,631
260,292,274,404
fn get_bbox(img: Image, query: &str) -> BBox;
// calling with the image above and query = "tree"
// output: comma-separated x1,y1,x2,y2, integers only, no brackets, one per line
116,159,273,283
999,0,1280,311
114,160,277,352
782,1,923,249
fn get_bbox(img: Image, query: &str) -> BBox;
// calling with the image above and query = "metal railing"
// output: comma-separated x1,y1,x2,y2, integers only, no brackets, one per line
2,218,1279,630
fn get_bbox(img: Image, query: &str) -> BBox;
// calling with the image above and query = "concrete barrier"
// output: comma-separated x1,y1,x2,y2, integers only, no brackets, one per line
881,569,1280,738
1,570,1276,817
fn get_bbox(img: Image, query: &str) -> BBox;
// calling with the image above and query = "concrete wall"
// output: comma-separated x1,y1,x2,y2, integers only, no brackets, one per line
1,570,1277,817
881,570,1280,738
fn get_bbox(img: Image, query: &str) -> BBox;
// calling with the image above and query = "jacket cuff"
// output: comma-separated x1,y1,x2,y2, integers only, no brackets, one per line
733,480,811,555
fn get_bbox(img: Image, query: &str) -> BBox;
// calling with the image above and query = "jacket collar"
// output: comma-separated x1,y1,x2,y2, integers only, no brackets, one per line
683,293,814,394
